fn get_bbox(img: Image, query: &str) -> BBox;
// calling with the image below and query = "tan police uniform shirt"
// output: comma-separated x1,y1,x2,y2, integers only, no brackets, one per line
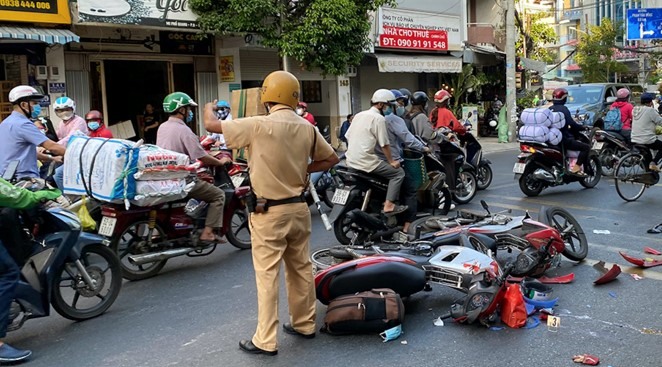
222,104,335,200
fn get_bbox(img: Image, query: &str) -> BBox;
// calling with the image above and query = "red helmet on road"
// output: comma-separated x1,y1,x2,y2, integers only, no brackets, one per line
434,89,451,104
552,88,568,103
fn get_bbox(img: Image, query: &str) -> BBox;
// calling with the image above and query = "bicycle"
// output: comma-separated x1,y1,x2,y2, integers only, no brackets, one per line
613,145,660,201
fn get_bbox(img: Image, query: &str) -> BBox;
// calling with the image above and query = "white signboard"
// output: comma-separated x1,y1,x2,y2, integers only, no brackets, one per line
377,55,462,73
378,7,462,51
77,0,198,29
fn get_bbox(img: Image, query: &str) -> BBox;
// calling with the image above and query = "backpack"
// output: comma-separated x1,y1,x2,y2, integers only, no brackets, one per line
603,107,623,131
322,288,404,335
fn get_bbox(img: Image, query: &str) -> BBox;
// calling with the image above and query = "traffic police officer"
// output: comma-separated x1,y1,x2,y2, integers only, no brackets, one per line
203,70,339,355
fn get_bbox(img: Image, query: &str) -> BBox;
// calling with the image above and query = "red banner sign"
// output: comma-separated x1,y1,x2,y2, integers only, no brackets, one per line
379,26,448,51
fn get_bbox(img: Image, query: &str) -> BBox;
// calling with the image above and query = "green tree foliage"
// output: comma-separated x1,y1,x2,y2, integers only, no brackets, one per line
440,64,483,115
515,10,557,63
190,0,394,76
575,18,629,83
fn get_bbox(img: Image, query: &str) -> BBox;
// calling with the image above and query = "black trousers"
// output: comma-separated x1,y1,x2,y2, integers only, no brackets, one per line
564,138,590,166
645,140,662,165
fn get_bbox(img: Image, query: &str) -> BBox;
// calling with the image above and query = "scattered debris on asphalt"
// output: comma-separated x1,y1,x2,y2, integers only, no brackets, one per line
592,261,621,285
592,230,610,234
433,317,444,327
620,252,662,268
608,292,617,298
572,354,600,365
630,274,643,281
643,246,662,255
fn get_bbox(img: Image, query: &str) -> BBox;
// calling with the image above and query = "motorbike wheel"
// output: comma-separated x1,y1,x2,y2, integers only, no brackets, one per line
333,203,361,246
580,155,602,189
110,221,168,281
435,186,453,215
227,207,251,249
519,171,544,197
311,247,347,273
598,146,618,176
538,206,588,261
51,244,122,321
452,171,477,204
614,153,648,202
476,165,493,190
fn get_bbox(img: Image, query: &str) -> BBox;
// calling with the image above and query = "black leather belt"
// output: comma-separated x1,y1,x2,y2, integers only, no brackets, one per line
266,195,305,208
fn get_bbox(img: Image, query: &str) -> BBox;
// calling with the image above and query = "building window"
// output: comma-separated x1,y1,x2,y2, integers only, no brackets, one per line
301,81,322,104
0,58,5,80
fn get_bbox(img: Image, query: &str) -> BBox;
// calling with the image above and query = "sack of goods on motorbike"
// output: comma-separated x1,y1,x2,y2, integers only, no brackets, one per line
62,135,195,206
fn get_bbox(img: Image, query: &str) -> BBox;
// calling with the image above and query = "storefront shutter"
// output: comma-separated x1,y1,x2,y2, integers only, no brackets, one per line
65,70,90,118
196,72,216,132
240,50,279,81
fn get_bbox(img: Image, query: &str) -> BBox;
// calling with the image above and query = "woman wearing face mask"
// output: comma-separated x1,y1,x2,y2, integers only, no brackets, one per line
296,102,316,126
53,97,88,145
85,110,113,138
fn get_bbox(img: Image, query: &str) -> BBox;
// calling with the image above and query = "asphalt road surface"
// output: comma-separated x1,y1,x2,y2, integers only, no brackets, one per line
7,149,662,367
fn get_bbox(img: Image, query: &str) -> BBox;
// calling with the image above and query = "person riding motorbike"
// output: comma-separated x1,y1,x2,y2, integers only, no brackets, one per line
0,178,61,364
605,88,634,142
156,92,232,244
410,91,437,142
296,102,316,126
85,110,113,138
0,86,66,180
345,89,407,215
375,91,430,233
631,92,662,172
391,89,415,134
549,88,591,176
206,100,232,150
430,90,465,135
53,96,87,145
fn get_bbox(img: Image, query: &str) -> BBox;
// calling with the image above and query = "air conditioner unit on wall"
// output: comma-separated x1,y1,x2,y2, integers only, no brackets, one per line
36,65,48,80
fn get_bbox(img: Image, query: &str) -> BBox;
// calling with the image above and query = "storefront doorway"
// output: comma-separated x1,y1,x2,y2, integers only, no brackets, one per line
89,59,196,140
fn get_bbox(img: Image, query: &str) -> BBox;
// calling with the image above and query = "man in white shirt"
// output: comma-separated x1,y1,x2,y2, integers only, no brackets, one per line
345,89,406,215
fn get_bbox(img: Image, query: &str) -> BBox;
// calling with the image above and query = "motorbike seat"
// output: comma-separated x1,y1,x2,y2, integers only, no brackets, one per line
602,130,626,141
344,167,389,185
326,261,426,301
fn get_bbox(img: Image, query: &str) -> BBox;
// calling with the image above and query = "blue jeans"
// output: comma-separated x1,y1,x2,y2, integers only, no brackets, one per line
0,241,19,338
53,164,64,190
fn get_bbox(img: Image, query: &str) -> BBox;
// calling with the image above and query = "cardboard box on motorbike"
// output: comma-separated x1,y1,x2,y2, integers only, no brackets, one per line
230,87,267,161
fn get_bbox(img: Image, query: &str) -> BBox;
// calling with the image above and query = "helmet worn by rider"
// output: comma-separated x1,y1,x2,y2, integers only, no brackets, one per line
390,89,405,102
216,100,230,109
552,88,568,103
411,91,429,106
8,85,44,104
616,88,630,100
297,101,308,109
85,110,103,121
371,89,396,104
53,96,76,112
163,92,198,114
641,92,656,105
261,70,300,109
433,89,452,104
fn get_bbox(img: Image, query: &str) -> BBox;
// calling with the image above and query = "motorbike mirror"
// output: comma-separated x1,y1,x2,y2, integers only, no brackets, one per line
480,200,490,214
605,96,617,105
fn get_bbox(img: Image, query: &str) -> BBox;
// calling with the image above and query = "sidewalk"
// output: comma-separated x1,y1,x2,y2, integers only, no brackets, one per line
477,136,519,154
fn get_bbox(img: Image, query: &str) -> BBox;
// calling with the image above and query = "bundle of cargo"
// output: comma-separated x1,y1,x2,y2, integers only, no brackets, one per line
230,87,266,161
518,108,565,146
62,135,196,207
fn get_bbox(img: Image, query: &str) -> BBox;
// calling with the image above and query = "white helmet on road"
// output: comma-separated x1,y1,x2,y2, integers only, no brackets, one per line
8,85,44,104
371,89,396,104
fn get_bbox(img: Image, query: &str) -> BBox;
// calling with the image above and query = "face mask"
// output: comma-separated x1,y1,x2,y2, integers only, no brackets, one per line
380,325,402,342
31,104,41,119
87,121,101,131
296,108,304,116
217,110,229,120
56,110,74,121
396,106,406,117
186,109,194,123
383,105,393,116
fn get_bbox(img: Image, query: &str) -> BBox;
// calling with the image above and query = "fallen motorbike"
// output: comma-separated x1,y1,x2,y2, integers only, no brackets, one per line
514,130,601,197
592,129,631,176
6,173,122,332
328,151,453,246
99,163,252,281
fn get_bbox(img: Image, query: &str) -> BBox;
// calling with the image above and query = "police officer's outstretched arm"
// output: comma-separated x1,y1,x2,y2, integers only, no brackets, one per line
203,100,223,133
0,178,60,209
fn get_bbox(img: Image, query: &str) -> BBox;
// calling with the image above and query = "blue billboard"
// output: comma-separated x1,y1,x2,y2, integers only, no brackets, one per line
627,8,662,40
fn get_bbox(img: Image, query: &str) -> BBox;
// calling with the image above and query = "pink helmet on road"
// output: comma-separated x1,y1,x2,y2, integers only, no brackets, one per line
616,88,630,99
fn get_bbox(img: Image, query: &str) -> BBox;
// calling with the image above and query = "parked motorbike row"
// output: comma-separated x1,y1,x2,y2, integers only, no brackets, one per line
311,201,588,326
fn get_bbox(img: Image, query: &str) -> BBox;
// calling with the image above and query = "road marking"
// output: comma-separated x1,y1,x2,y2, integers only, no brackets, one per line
485,182,518,190
482,194,628,215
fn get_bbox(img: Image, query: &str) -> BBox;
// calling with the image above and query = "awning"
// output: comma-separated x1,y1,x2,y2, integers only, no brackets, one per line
376,54,462,73
463,45,505,66
0,26,79,45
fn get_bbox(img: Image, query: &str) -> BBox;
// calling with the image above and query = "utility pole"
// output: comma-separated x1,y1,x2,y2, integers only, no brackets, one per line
506,0,518,142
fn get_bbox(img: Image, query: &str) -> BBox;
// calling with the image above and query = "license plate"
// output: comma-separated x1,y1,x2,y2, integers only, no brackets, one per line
231,174,245,188
513,163,526,174
98,217,117,237
592,141,604,150
331,188,351,205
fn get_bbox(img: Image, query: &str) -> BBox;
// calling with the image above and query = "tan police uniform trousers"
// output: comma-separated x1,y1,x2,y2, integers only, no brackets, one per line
249,202,316,352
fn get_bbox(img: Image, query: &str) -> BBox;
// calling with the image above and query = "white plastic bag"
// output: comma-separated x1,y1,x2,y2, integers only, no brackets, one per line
518,125,549,143
549,112,565,129
520,108,552,127
547,127,563,145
